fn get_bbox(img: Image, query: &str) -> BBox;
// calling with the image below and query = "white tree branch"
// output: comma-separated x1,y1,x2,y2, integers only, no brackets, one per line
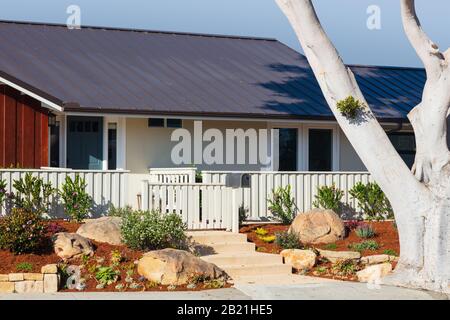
400,0,446,78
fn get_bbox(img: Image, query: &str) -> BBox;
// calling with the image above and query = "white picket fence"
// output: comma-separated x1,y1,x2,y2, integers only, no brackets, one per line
203,171,373,220
0,169,129,217
140,181,240,231
148,167,196,183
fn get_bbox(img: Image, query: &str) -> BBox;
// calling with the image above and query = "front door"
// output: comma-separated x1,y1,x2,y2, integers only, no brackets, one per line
67,116,103,170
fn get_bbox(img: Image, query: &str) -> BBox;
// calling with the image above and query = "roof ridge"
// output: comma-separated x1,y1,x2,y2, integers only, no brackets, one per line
0,19,277,42
348,64,424,71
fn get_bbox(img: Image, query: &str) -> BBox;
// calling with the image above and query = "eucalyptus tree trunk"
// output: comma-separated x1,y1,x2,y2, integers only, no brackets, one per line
275,0,450,292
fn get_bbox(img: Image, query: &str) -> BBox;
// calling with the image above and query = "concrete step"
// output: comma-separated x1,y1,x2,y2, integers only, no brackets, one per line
187,231,247,245
194,242,256,255
201,252,282,266
221,263,293,279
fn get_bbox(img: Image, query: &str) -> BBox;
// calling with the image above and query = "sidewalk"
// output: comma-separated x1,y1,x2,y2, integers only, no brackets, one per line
1,281,447,300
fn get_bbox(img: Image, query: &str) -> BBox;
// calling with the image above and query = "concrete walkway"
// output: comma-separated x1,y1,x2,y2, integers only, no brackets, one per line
1,279,447,300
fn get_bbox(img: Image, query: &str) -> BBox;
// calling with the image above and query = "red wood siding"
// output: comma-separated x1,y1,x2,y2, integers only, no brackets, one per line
0,85,49,168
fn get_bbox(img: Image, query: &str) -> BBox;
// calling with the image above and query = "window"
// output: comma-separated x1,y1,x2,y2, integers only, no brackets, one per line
388,132,416,168
278,128,297,171
309,129,332,171
167,119,182,128
108,123,117,170
148,118,165,127
49,121,60,167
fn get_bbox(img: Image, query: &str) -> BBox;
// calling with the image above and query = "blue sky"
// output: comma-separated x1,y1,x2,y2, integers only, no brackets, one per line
1,0,448,67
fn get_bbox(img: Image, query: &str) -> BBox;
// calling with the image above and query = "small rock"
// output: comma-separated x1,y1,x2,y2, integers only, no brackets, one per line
187,283,196,289
356,263,392,282
41,264,58,274
318,249,361,263
76,217,122,245
96,283,105,290
53,232,94,261
289,209,345,244
361,254,390,265
281,249,317,270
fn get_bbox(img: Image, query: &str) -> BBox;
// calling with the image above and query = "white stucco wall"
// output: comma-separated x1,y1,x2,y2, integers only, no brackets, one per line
126,118,270,173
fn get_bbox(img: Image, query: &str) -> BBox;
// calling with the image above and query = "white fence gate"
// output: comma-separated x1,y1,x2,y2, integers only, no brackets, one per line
141,182,239,231
203,171,373,220
0,169,129,217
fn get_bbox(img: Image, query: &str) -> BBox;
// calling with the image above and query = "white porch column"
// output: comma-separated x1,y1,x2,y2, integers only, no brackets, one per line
117,117,127,170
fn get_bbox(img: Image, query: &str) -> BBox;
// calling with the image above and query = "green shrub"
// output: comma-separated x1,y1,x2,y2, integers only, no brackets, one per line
238,206,248,225
336,96,365,119
0,179,7,208
348,240,379,252
108,205,133,217
324,243,337,250
12,173,55,215
0,208,45,254
121,209,187,250
59,175,92,222
313,184,344,212
383,249,398,256
332,259,358,276
16,262,33,272
95,266,120,286
275,231,302,249
349,182,393,220
267,185,296,224
355,223,376,239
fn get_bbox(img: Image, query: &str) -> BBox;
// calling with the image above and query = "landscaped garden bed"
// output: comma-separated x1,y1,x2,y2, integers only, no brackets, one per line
0,173,230,293
240,221,399,282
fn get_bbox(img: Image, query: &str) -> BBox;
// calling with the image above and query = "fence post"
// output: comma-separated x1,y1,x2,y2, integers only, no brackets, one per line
231,187,240,233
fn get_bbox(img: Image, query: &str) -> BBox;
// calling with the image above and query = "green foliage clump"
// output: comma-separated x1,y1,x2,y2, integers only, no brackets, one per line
332,259,358,276
336,96,365,119
267,185,297,224
255,227,268,237
383,249,398,256
275,231,302,250
355,223,376,239
313,184,344,212
108,205,133,217
12,173,55,215
95,266,120,286
324,243,337,250
349,182,393,220
348,240,379,252
121,209,187,251
59,175,92,222
0,179,7,208
16,262,33,272
0,208,45,254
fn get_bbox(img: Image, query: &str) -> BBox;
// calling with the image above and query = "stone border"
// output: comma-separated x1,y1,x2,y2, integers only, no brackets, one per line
0,264,59,293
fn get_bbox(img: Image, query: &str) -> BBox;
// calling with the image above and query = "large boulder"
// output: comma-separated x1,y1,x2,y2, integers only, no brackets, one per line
356,263,392,282
281,249,317,271
360,254,398,265
53,232,94,261
137,248,228,285
318,249,361,263
77,217,122,245
289,208,345,244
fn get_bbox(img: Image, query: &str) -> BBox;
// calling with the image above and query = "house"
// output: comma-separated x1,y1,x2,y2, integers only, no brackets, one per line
0,20,448,223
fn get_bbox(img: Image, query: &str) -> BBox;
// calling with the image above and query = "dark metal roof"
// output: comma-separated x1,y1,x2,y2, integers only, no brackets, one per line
0,20,425,121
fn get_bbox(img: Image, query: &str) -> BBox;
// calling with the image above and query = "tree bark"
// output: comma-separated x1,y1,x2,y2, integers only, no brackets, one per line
275,0,449,291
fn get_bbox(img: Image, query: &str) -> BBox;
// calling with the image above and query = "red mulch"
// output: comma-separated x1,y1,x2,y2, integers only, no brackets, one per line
0,220,230,292
240,221,400,282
